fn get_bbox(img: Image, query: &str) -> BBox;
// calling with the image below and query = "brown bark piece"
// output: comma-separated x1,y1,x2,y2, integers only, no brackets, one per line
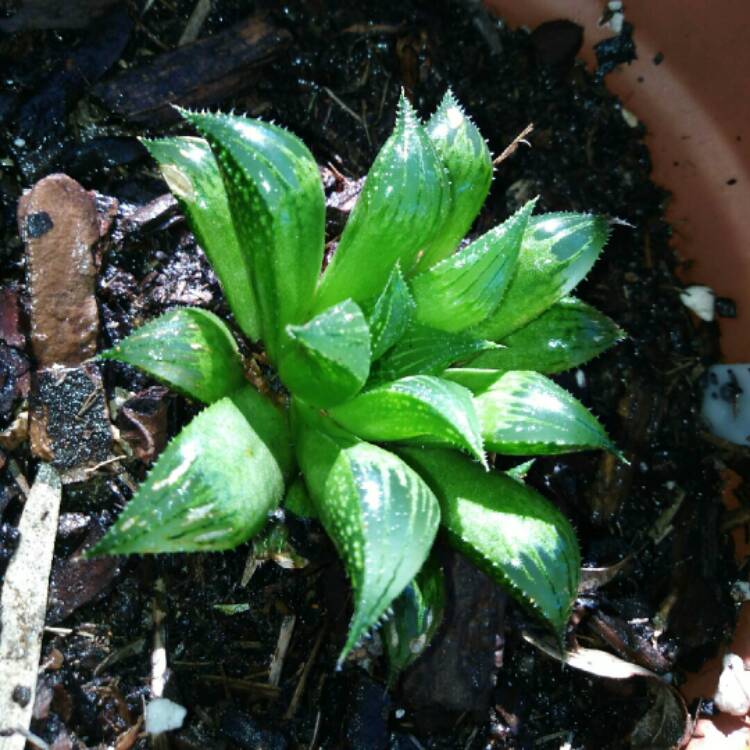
47,523,120,624
0,0,120,32
0,288,24,348
117,386,169,463
18,174,100,369
92,16,291,124
401,552,506,729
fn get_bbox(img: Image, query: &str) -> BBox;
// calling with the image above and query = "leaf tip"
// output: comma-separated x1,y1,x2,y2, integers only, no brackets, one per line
97,347,119,362
396,90,419,125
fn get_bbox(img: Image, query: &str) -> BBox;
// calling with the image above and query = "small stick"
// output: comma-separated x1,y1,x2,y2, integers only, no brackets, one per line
179,0,212,45
284,624,326,719
84,454,128,474
307,710,322,750
360,100,372,148
8,459,29,497
493,123,534,165
75,388,99,419
150,578,169,750
268,615,296,687
323,87,365,126
240,551,261,587
200,675,280,696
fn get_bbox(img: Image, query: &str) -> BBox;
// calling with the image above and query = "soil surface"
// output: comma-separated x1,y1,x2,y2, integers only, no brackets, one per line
0,2,743,749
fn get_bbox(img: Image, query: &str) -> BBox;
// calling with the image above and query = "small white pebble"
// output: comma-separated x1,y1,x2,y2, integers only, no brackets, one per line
13,137,25,148
145,698,187,734
395,708,406,719
575,369,586,389
731,581,750,603
609,11,624,34
680,285,715,321
714,654,750,716
620,107,639,128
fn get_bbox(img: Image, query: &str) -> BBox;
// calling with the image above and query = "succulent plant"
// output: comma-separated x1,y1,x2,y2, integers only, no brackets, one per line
90,91,624,666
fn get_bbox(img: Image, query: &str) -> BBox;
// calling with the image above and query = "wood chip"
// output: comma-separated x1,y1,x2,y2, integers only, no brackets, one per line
268,615,296,687
578,555,632,594
0,464,62,750
522,630,661,681
179,0,212,45
92,16,291,123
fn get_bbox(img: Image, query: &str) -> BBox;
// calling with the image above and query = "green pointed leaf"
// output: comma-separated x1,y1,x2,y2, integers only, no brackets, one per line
315,95,451,310
142,137,260,341
330,375,486,466
399,447,580,636
283,476,318,520
89,387,290,555
371,324,496,383
469,296,625,374
471,370,618,456
442,367,503,394
384,556,446,685
414,89,493,270
363,263,416,360
180,110,325,362
100,308,245,404
410,200,535,332
279,300,371,408
295,403,440,664
475,213,611,341
506,459,536,483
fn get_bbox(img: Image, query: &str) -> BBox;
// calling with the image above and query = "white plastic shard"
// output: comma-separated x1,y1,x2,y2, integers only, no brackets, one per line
702,364,750,446
145,698,188,734
714,653,750,716
679,284,715,321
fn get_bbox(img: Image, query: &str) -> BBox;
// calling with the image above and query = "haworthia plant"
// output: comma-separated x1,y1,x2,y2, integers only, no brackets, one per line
89,92,623,668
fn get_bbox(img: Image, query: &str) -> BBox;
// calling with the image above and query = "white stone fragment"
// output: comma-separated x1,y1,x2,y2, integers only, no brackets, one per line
731,580,750,603
680,285,715,321
702,364,750,446
145,698,187,734
714,654,750,716
621,107,639,128
609,11,624,34
0,465,62,750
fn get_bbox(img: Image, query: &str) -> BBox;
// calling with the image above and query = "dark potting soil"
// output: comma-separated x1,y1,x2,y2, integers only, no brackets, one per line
0,1,741,748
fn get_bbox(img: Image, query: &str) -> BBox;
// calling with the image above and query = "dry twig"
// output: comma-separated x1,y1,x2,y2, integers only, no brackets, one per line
493,123,534,166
